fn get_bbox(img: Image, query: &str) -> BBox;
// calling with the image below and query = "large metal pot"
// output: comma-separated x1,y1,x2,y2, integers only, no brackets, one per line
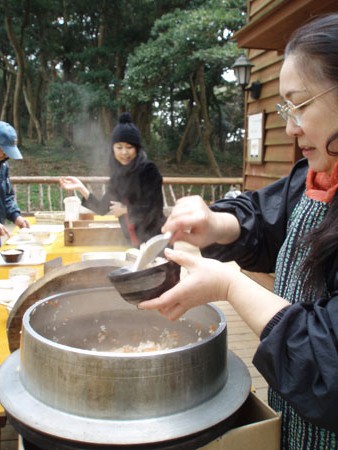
20,287,227,419
0,287,251,446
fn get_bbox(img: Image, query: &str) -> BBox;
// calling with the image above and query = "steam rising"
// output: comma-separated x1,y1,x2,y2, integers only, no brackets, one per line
73,120,111,176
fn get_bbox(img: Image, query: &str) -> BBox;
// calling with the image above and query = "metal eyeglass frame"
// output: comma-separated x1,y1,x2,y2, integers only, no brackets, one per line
276,85,338,126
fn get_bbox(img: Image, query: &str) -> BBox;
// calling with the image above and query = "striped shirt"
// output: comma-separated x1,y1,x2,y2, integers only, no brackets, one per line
271,194,337,450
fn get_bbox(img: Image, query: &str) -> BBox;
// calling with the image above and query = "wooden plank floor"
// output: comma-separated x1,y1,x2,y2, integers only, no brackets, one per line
0,243,268,450
216,300,268,402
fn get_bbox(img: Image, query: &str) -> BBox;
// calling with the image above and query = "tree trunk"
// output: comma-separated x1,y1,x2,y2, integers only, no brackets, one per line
99,107,113,137
97,0,114,137
176,103,200,163
61,0,72,82
195,64,222,177
176,74,201,163
133,104,152,144
4,14,25,142
0,72,13,121
23,81,44,144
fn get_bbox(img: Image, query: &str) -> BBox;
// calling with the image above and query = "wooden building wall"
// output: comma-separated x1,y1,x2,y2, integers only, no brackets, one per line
244,48,301,190
236,0,338,191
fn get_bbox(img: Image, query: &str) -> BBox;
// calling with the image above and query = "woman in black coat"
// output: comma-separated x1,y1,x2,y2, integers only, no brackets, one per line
140,14,338,450
60,113,165,246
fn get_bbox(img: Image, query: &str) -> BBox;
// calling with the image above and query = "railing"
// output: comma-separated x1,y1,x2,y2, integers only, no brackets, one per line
11,176,243,214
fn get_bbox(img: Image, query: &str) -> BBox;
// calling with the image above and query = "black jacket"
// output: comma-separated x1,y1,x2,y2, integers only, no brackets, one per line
83,158,165,246
202,158,338,432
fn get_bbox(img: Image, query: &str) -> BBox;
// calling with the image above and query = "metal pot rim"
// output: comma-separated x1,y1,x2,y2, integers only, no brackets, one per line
23,289,226,356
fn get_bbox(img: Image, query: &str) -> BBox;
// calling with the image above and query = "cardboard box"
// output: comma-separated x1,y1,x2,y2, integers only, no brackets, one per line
200,392,281,450
13,393,280,450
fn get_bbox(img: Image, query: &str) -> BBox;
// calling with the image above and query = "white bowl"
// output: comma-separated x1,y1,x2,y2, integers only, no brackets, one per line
30,230,51,243
18,229,32,241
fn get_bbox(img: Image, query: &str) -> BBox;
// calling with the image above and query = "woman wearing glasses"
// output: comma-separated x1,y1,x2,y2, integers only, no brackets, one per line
140,14,338,449
60,112,165,246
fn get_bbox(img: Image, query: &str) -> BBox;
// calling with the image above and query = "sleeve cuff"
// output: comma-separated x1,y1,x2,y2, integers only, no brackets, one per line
260,305,291,340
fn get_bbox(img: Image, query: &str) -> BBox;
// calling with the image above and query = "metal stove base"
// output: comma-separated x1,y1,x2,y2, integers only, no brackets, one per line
0,351,251,447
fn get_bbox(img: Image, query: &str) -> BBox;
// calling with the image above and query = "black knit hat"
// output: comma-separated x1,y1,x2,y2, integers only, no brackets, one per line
112,112,141,148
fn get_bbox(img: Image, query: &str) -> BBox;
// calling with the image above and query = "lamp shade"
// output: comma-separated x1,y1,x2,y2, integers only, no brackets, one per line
232,55,253,88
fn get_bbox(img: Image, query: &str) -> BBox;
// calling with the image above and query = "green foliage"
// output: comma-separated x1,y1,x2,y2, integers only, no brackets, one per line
123,0,245,103
46,82,109,125
1,0,247,174
121,0,246,168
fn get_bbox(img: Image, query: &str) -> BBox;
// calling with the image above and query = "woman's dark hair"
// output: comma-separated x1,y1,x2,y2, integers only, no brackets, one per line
285,13,338,156
285,13,338,86
286,14,338,285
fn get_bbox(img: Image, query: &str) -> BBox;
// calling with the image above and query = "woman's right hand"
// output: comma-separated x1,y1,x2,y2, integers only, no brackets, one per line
59,176,89,199
139,248,227,320
59,176,83,190
162,195,240,248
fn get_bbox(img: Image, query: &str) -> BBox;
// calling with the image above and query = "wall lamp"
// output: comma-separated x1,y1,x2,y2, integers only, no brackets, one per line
232,55,262,100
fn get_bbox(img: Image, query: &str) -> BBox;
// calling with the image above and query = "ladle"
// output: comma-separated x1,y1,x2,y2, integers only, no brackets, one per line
107,231,173,279
107,232,178,305
132,231,172,271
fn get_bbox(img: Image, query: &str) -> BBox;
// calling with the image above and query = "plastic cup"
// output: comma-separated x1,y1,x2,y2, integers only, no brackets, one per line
63,196,81,221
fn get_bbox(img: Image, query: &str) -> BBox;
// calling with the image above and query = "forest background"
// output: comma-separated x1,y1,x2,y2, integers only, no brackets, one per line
0,0,247,179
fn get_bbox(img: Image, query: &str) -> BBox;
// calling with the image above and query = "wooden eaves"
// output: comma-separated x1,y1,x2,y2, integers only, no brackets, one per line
234,0,338,51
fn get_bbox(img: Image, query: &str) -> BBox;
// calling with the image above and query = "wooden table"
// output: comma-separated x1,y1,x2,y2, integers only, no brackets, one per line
0,216,130,425
0,216,129,279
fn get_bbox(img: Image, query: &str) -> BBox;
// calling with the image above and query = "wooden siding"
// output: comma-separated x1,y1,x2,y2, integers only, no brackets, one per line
264,145,295,162
243,47,294,190
236,0,338,191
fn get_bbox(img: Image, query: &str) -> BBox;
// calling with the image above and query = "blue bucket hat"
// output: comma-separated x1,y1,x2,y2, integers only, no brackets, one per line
0,121,23,160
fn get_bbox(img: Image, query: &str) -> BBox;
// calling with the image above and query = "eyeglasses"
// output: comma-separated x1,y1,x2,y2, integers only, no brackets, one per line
276,85,338,127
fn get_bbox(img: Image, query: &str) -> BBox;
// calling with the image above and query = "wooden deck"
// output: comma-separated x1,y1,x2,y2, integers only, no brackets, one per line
0,243,268,450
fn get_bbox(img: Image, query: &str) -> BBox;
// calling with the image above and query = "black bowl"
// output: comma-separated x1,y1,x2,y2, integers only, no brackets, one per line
108,260,180,305
1,248,24,263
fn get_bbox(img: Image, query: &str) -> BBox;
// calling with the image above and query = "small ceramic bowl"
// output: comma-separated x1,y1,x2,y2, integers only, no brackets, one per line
1,248,24,263
108,260,180,305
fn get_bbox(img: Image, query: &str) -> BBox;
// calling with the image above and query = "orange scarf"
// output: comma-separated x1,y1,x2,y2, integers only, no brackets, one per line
305,161,338,202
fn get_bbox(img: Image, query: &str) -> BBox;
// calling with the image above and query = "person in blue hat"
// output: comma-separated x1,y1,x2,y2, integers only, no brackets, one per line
0,121,30,238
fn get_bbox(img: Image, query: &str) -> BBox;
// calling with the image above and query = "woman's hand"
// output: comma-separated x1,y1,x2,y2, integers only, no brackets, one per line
110,201,127,217
139,247,289,336
139,247,236,321
162,195,240,248
59,176,89,199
